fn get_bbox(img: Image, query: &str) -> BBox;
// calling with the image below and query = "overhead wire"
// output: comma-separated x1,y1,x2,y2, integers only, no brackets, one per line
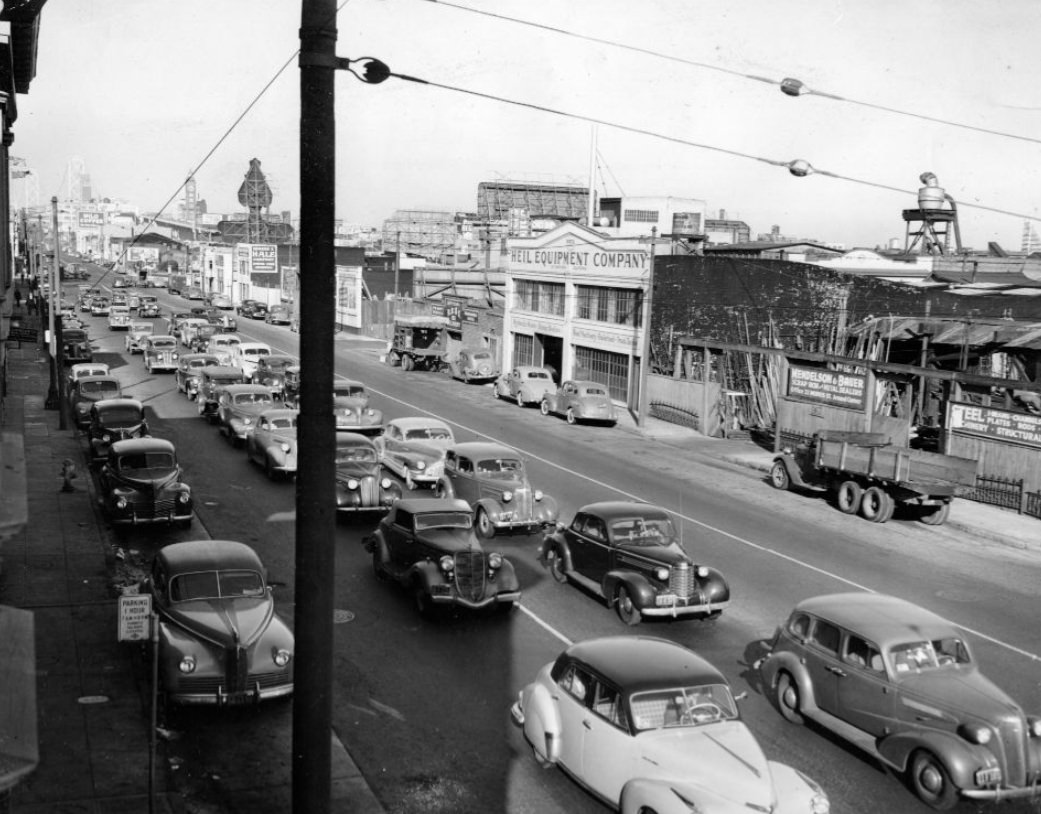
420,0,1041,147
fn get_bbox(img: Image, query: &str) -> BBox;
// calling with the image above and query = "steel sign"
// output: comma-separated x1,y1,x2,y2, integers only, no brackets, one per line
948,401,1041,449
251,245,277,272
118,594,152,641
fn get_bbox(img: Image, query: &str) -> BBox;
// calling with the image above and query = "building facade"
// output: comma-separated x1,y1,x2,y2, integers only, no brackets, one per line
503,222,651,406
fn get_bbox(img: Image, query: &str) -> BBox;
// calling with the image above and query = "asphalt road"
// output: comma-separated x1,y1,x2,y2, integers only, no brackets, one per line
73,276,1041,814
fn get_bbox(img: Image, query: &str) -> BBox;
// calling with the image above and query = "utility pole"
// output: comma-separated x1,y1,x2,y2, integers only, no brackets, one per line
636,226,657,427
394,229,401,297
294,2,337,813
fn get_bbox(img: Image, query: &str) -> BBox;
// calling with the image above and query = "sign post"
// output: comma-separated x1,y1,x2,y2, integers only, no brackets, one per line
118,594,157,814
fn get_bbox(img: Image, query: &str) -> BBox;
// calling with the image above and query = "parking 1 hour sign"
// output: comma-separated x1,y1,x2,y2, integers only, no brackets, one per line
118,594,152,641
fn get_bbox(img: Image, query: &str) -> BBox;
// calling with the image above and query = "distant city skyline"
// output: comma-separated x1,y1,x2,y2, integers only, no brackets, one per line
10,0,1041,250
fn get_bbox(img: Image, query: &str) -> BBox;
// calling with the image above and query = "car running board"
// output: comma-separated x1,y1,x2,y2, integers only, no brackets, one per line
802,706,886,764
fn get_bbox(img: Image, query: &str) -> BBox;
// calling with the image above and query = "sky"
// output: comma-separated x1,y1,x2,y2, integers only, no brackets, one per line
10,0,1041,250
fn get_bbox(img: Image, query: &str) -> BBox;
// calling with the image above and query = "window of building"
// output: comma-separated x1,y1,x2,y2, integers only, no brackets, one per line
512,333,534,367
576,285,643,328
624,209,659,223
513,279,564,316
573,346,629,402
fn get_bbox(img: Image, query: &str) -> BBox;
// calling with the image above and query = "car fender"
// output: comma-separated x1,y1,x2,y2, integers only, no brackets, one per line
409,560,445,593
531,494,560,526
759,651,820,711
877,729,1000,784
492,558,521,593
620,777,713,814
523,681,562,764
435,477,455,499
701,566,731,603
538,534,572,571
602,570,656,609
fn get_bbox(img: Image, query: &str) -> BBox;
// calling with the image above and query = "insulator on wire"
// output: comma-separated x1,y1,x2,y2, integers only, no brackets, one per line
780,78,808,97
787,159,814,177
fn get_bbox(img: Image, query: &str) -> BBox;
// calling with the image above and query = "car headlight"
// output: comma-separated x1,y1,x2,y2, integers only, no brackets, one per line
502,490,513,503
115,497,128,509
242,417,252,425
272,647,292,667
102,433,112,443
439,555,455,572
280,442,291,453
958,723,993,744
533,489,544,501
488,552,503,569
655,567,669,581
178,655,197,674
347,478,359,490
697,565,709,578
381,478,392,489
1029,717,1041,737
177,492,191,504
415,461,426,471
365,408,375,416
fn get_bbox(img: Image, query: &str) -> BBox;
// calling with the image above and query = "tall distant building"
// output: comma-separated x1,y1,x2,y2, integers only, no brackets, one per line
1022,221,1040,253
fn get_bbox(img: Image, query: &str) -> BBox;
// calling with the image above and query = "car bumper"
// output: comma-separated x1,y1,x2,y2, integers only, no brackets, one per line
492,519,554,535
509,701,525,727
430,590,521,609
962,786,1041,803
640,598,730,618
109,509,194,526
169,681,294,706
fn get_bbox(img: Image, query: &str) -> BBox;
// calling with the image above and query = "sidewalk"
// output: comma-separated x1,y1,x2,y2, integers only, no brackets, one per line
0,339,385,814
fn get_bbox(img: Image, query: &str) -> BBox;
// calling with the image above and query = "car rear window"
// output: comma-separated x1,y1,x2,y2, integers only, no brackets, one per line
81,380,120,395
100,406,144,424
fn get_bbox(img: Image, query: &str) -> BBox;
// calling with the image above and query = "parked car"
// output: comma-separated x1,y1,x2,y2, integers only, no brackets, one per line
97,437,193,527
756,592,1041,810
229,341,272,380
248,302,269,321
435,441,558,538
244,407,299,480
175,353,221,400
67,362,110,388
110,293,128,308
216,384,277,447
68,374,123,429
139,540,294,705
206,333,242,366
493,366,556,407
142,335,180,374
196,366,247,422
334,433,402,513
251,354,296,400
124,321,155,354
107,304,132,330
209,294,233,310
87,398,149,464
236,299,261,317
511,636,830,814
363,497,520,616
89,296,111,317
61,327,93,363
539,501,730,626
265,303,292,325
374,417,455,491
541,380,617,426
332,379,383,435
448,347,499,384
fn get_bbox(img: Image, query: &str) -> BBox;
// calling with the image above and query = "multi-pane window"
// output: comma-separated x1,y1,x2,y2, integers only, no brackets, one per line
573,346,629,402
575,285,643,328
513,279,564,316
512,333,534,367
624,209,659,223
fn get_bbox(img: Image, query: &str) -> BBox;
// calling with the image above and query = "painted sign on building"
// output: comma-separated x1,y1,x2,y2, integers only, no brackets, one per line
948,402,1041,449
787,365,867,409
434,294,478,327
77,211,105,227
509,246,648,272
335,265,362,329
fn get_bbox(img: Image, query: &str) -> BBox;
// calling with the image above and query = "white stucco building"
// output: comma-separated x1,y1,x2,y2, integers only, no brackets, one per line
503,222,653,407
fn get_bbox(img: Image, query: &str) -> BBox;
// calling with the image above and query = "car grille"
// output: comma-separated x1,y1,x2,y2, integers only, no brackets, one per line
512,487,532,520
126,494,180,518
669,563,696,599
177,671,291,695
454,551,487,601
994,716,1028,787
360,476,378,505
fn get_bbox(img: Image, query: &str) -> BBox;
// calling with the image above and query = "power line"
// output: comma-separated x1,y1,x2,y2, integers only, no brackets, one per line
383,68,1041,224
421,0,1041,147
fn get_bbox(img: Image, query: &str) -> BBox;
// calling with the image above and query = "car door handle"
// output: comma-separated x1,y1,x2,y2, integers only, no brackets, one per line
826,666,847,677
582,720,592,730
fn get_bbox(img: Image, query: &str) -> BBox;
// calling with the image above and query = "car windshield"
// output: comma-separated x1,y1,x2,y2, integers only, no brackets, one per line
130,324,152,333
526,371,550,380
471,351,491,360
234,392,273,406
188,359,215,369
169,569,265,602
629,684,739,731
214,339,239,348
246,348,270,358
267,416,296,429
212,375,241,385
335,446,377,463
475,457,523,478
333,385,366,398
99,406,143,425
80,380,120,395
889,638,971,674
151,339,176,349
608,516,677,546
405,427,452,441
414,511,473,531
117,452,175,474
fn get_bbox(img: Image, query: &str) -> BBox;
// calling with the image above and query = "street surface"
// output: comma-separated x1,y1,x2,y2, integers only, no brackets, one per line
69,272,1041,814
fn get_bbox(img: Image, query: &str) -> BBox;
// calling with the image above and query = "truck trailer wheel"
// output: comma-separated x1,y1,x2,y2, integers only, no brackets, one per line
860,486,893,523
769,461,791,491
919,502,950,526
836,481,863,514
401,354,414,372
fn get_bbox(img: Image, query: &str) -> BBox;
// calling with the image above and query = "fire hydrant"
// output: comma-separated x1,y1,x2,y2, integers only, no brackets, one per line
61,458,77,493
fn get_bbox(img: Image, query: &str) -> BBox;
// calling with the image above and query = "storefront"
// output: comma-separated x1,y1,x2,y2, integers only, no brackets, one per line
504,222,650,404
